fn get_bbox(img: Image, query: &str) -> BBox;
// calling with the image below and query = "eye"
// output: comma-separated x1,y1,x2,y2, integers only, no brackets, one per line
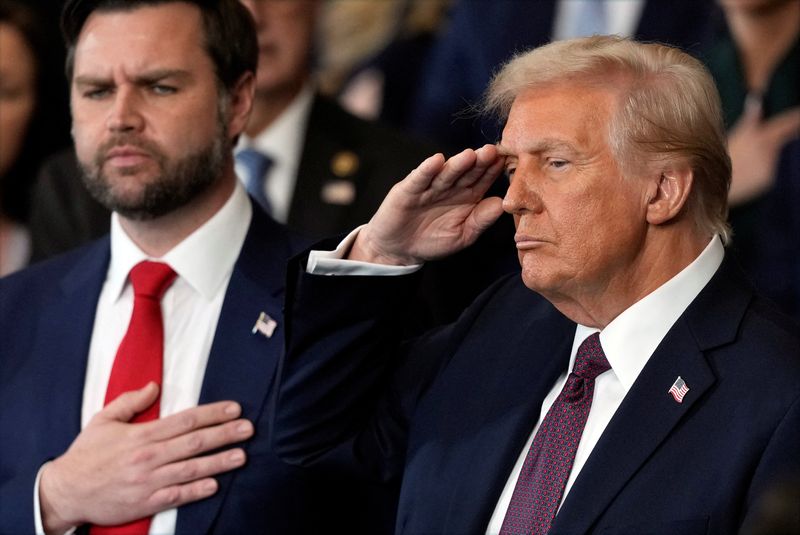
504,166,516,181
83,87,112,100
151,84,177,95
547,159,569,170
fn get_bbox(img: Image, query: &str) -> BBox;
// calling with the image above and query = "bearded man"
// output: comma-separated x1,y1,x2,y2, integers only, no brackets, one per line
0,1,397,533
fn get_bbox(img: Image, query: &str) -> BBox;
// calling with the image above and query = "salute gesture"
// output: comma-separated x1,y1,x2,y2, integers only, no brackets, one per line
350,144,505,266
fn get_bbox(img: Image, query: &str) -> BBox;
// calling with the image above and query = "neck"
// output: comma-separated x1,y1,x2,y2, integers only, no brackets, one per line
724,0,800,93
245,80,306,137
118,165,236,258
546,227,710,329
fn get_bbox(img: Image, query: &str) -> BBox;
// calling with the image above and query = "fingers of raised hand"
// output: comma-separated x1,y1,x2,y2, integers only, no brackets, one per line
429,148,480,192
459,146,505,193
403,153,447,194
435,145,502,193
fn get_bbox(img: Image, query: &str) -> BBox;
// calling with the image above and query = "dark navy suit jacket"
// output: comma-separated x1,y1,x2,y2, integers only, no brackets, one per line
276,251,800,534
0,206,397,534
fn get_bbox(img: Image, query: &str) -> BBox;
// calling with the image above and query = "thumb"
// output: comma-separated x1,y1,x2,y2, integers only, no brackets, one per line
99,382,160,423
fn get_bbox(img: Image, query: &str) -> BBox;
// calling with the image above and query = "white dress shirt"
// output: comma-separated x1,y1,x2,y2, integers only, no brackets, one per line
34,182,252,535
235,84,315,224
305,232,724,534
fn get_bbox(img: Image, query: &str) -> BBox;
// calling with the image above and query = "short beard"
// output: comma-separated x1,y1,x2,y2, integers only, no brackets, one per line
79,114,228,221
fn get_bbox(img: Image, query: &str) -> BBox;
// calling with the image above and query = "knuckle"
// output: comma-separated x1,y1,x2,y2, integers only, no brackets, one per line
128,445,156,466
128,424,148,442
157,486,182,506
127,468,149,487
185,433,205,454
179,412,198,432
178,460,199,481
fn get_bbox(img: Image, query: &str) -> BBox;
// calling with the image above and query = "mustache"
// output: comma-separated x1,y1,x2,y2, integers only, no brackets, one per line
95,135,164,165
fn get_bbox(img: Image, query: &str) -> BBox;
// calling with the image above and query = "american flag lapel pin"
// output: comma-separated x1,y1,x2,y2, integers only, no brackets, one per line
668,376,690,403
251,311,277,338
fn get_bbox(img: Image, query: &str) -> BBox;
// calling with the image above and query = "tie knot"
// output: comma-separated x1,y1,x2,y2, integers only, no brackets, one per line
129,261,177,300
572,332,611,382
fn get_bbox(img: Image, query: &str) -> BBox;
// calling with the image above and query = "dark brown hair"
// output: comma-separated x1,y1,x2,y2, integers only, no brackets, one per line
61,0,258,92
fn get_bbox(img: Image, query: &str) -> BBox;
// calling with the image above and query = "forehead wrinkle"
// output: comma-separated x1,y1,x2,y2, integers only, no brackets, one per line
497,138,580,158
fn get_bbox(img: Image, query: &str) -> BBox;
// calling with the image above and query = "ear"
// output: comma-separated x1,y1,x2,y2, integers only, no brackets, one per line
645,163,693,226
225,71,256,140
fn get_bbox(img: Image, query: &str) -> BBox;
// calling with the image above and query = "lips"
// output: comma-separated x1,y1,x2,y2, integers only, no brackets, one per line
104,145,151,167
514,234,548,249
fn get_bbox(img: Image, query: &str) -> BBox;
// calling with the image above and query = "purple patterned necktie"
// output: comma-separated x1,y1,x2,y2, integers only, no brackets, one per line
500,332,611,535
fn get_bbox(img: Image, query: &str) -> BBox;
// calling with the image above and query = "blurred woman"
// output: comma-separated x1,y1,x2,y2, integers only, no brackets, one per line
705,0,800,315
0,1,69,275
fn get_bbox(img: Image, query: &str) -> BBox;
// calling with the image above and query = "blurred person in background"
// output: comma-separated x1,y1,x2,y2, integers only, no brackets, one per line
319,0,452,133
408,0,719,153
0,0,69,275
705,0,800,316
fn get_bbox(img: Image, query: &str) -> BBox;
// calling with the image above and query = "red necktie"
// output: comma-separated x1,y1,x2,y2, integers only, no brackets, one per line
500,332,611,535
90,261,177,535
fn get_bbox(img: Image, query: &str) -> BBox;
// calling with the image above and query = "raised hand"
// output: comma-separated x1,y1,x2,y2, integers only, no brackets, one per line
350,144,505,265
728,100,800,205
38,383,254,533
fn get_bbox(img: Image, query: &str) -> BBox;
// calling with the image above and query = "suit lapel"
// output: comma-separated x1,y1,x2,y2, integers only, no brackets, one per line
551,257,753,534
175,209,294,534
441,297,576,534
29,241,110,459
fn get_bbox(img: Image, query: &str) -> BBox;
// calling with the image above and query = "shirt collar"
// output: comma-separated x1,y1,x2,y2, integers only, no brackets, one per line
106,180,252,302
573,236,724,390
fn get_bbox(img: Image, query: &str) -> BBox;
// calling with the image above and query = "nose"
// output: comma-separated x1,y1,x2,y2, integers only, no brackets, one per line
502,171,543,215
107,86,144,133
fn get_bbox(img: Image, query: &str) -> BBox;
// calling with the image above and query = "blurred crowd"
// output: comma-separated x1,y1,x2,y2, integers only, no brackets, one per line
1,0,798,320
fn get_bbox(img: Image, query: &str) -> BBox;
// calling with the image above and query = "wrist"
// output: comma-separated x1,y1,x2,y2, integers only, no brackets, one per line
348,229,418,266
39,460,81,534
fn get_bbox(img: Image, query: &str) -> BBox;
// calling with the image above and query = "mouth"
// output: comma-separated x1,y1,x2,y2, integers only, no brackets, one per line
104,146,152,167
514,234,548,250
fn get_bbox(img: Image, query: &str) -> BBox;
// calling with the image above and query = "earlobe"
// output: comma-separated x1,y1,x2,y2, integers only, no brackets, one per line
646,165,693,225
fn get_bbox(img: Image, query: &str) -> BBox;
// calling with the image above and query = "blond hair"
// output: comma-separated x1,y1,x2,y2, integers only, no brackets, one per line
485,36,732,243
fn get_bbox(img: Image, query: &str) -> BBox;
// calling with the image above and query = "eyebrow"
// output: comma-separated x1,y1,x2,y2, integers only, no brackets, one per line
496,139,578,157
73,69,192,87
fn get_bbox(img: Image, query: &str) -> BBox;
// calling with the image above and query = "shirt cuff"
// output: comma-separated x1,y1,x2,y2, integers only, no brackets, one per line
34,462,77,535
306,226,422,276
